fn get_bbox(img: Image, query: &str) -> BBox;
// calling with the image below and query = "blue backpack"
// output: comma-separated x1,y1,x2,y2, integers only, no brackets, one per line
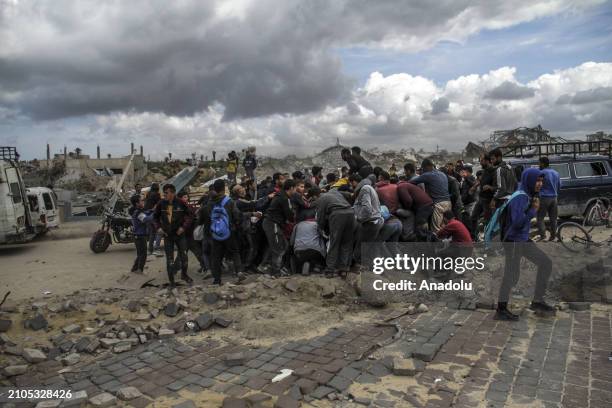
210,196,231,241
484,190,527,247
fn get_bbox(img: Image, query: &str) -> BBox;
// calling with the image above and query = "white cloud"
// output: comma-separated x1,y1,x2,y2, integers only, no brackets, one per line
10,61,609,160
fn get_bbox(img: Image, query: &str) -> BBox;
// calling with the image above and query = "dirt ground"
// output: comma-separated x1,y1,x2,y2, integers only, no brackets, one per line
0,220,182,301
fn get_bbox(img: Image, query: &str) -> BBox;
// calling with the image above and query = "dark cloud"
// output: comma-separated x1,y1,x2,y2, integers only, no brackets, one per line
430,97,449,114
556,87,612,105
0,0,579,121
485,81,535,100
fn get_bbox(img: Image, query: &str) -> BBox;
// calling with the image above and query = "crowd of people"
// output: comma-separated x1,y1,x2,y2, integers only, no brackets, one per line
128,146,562,321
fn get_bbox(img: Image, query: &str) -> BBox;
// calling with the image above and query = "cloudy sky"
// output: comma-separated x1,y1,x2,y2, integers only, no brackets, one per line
1,0,611,160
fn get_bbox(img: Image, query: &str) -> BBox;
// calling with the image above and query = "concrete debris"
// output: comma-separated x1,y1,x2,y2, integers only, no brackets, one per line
164,302,180,317
0,318,11,332
158,328,175,338
89,392,117,407
203,292,220,304
113,342,132,353
416,304,429,313
22,348,47,363
116,386,142,400
3,365,28,377
24,313,48,331
34,401,62,408
61,353,81,366
214,316,233,328
284,279,299,293
0,333,16,346
195,312,214,331
62,323,81,334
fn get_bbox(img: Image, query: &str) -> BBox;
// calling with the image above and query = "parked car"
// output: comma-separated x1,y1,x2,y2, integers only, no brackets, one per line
26,187,60,235
0,147,35,244
507,154,612,219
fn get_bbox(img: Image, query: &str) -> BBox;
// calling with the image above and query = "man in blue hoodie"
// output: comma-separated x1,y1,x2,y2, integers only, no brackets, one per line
496,168,555,321
536,157,561,241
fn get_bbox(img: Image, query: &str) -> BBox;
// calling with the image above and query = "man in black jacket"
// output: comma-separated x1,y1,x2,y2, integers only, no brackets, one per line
262,179,296,276
200,179,243,285
459,166,476,227
153,184,193,287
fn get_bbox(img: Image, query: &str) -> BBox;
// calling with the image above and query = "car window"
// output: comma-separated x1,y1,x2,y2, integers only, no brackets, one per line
550,163,570,179
10,182,22,203
28,195,39,212
42,193,54,210
574,162,608,177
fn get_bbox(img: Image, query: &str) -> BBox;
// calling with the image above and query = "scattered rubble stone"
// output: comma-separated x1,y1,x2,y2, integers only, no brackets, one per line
135,312,151,321
321,284,335,298
62,323,81,334
61,353,81,366
3,365,28,377
195,313,214,330
24,313,48,330
34,401,61,408
22,348,47,363
0,318,11,332
96,308,111,315
0,300,17,312
116,386,142,400
158,328,175,338
100,338,120,348
89,392,117,407
203,292,220,304
32,301,47,310
164,302,180,317
0,333,16,345
234,291,251,301
416,304,429,313
214,316,232,328
284,279,299,293
5,345,23,355
392,358,425,376
113,342,132,353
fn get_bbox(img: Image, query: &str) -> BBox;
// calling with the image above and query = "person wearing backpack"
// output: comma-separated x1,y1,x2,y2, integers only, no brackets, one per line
153,184,194,287
493,168,555,321
201,179,243,285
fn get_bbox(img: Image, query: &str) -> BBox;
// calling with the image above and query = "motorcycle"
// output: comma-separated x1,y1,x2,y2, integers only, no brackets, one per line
89,209,135,253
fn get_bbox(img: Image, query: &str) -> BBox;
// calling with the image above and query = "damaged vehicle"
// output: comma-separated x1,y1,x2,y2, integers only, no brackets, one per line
0,147,35,245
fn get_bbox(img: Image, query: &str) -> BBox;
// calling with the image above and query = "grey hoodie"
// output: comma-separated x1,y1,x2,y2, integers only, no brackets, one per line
354,178,383,224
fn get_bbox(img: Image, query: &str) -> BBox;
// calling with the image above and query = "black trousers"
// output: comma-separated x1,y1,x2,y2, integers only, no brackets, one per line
132,236,148,272
187,235,206,269
210,235,242,283
262,218,288,273
327,209,355,272
164,234,188,283
470,198,492,240
292,249,325,273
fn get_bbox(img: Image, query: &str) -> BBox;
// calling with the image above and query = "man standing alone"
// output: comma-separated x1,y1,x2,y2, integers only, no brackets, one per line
537,157,561,241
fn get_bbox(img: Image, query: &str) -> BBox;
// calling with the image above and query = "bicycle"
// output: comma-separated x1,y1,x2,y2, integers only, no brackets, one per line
583,198,611,228
557,220,611,252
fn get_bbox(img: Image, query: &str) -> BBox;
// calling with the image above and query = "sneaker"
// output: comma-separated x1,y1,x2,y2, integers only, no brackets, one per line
494,308,519,321
530,301,556,316
534,235,546,242
256,264,269,274
181,273,193,285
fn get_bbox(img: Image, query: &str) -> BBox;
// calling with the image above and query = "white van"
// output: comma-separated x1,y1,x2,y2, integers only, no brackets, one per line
27,187,60,234
1,147,35,244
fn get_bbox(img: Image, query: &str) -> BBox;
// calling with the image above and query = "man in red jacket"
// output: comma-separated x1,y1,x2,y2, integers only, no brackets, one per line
397,178,434,231
436,210,472,244
375,171,400,214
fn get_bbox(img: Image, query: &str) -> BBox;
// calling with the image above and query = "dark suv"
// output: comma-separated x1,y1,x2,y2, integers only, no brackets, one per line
507,155,612,218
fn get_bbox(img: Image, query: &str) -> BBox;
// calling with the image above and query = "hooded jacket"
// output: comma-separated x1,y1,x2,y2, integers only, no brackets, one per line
540,167,561,198
316,189,352,233
504,168,541,242
375,180,400,214
130,208,154,236
354,178,383,224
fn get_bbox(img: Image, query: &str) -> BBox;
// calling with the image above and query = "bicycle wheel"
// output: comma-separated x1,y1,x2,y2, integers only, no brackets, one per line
557,222,591,252
584,201,606,227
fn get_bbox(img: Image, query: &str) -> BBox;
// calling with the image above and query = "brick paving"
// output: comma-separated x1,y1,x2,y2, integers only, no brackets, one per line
3,306,611,407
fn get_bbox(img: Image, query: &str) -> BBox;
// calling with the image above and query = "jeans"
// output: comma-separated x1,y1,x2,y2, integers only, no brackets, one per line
537,197,558,239
499,241,552,303
132,236,148,272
